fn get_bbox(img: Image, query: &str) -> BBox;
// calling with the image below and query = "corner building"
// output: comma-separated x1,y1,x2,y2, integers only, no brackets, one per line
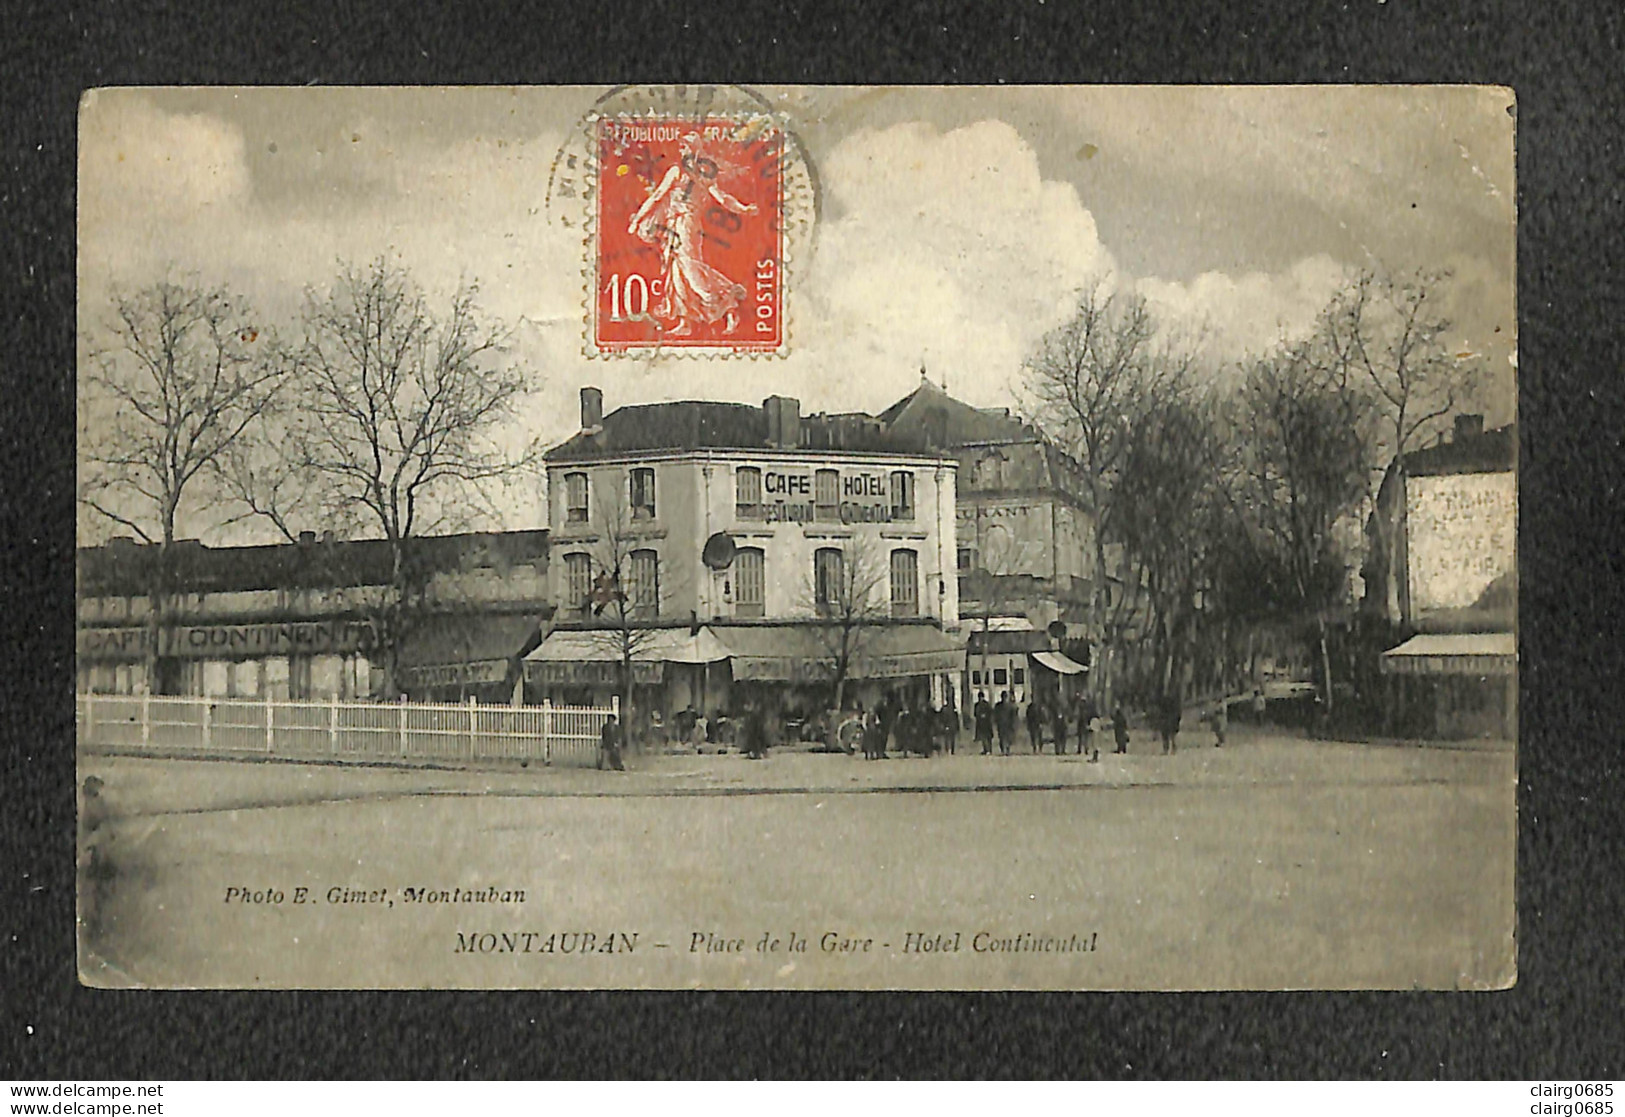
530,387,964,733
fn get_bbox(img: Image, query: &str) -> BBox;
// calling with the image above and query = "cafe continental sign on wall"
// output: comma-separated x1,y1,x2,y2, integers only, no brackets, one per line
77,619,378,661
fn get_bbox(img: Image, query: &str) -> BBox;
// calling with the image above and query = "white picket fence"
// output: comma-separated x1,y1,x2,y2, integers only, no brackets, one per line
76,692,617,768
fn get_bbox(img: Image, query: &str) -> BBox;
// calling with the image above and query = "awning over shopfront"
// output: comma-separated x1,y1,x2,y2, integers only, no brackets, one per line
523,626,732,686
1031,650,1088,676
1379,632,1516,676
711,624,967,683
397,613,542,688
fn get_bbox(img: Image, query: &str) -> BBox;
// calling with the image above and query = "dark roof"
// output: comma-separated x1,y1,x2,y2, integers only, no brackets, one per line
881,378,1034,447
546,399,930,461
77,529,550,597
1402,422,1516,476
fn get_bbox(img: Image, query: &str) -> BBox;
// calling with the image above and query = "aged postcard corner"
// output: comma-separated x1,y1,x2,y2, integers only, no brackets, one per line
74,84,1515,991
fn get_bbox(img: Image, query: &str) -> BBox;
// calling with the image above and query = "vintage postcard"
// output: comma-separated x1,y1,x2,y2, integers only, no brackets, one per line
75,84,1516,990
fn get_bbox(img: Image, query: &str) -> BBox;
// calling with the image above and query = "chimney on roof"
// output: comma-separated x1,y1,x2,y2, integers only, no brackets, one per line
298,530,316,545
764,394,800,449
581,386,603,431
1454,414,1484,442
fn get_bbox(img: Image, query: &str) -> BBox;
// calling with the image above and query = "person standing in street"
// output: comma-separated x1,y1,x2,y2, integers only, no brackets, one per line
939,700,959,755
974,692,994,755
1161,692,1182,754
1210,698,1228,747
1112,703,1130,754
1051,699,1068,757
1025,697,1044,754
995,691,1015,756
1078,692,1099,760
742,702,768,760
599,714,626,771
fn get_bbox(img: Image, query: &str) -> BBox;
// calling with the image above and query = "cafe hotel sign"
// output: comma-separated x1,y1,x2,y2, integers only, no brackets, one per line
756,467,906,525
78,619,377,662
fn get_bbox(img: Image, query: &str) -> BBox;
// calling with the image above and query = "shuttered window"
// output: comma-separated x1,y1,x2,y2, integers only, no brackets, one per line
630,468,656,520
814,469,839,521
736,467,762,519
628,549,659,620
814,547,844,614
565,473,589,523
565,553,592,615
734,548,765,618
890,470,915,520
890,548,919,618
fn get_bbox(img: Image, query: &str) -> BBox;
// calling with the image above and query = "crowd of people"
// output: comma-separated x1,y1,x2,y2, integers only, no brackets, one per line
601,691,1238,769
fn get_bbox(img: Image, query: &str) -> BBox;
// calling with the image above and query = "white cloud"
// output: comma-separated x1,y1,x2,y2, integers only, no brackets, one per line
1136,254,1352,363
84,94,1484,540
500,118,1126,463
793,120,1115,405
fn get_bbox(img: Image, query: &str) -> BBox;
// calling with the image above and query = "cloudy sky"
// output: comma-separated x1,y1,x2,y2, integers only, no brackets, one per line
79,84,1515,537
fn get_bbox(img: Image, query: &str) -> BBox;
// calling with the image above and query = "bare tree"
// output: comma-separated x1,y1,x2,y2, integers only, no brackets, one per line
1318,268,1482,618
575,494,673,740
1113,390,1227,707
1232,339,1378,713
1024,275,1195,701
226,259,538,695
799,533,893,720
78,277,284,690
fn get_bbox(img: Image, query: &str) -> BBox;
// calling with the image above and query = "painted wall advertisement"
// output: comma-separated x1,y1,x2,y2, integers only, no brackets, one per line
1406,472,1516,614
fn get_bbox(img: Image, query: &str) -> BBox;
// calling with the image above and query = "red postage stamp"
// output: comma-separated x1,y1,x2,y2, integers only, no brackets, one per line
594,117,786,354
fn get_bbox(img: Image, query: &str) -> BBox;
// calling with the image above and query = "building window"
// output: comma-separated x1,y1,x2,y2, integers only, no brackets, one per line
230,660,260,698
993,667,1008,686
735,467,762,519
890,470,915,520
814,547,844,614
971,669,984,687
957,545,973,572
630,467,656,520
1012,667,1026,686
264,656,291,700
814,469,839,522
627,549,659,620
203,660,231,697
890,548,919,618
565,552,592,614
564,472,589,523
734,548,765,618
310,654,343,699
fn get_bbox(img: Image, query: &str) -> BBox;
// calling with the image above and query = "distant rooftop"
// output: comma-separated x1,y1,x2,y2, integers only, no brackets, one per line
77,529,551,597
1403,417,1516,476
546,387,933,462
548,375,1065,466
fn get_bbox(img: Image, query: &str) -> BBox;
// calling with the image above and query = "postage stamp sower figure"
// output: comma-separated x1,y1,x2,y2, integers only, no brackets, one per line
595,117,785,354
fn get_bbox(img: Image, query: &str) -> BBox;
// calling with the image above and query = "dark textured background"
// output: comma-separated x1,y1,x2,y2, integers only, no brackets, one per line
4,0,1623,1080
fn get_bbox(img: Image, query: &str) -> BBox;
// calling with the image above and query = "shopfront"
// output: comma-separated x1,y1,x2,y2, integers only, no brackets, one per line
1379,631,1516,739
396,613,545,705
964,629,1087,709
711,623,966,719
76,618,378,700
524,623,966,740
